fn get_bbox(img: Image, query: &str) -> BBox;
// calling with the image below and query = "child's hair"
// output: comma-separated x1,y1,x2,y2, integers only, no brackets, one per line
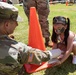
51,16,70,46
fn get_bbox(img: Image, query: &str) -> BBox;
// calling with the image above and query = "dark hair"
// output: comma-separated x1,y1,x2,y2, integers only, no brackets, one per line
51,16,70,46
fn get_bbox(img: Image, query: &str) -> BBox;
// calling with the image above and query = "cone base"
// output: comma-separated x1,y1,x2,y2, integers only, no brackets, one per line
23,62,54,73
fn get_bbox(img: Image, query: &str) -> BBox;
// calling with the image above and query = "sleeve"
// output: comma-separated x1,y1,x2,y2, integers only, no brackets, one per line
9,42,61,65
18,48,50,65
10,42,50,65
8,42,32,63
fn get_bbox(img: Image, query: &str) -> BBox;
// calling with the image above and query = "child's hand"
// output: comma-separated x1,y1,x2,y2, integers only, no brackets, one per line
54,60,62,66
57,54,64,59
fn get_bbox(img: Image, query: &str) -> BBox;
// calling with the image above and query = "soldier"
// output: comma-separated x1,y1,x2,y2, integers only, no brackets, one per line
23,0,51,47
0,2,61,75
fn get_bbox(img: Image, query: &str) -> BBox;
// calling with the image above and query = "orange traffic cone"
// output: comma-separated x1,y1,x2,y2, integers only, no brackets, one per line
28,7,46,50
66,1,68,6
24,7,54,73
50,1,52,5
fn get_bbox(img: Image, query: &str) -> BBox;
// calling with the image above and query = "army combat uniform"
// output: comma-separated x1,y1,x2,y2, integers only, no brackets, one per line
23,0,50,46
0,35,51,75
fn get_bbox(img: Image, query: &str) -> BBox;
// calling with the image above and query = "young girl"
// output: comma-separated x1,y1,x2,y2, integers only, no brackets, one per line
51,16,76,65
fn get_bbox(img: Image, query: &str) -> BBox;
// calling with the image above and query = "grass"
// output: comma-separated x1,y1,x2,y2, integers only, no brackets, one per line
13,3,76,75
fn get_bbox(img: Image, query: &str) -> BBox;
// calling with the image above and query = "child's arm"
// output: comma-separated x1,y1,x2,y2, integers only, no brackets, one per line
56,32,74,65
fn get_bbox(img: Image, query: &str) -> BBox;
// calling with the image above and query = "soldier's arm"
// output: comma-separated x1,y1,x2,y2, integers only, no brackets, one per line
17,42,62,65
9,42,61,65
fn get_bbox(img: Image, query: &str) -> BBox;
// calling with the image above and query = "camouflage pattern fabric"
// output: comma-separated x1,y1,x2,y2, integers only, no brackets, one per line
0,2,18,21
0,35,50,75
0,63,22,75
23,0,50,38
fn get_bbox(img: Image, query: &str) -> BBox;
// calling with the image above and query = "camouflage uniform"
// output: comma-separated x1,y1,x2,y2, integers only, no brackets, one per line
23,0,50,43
0,35,51,75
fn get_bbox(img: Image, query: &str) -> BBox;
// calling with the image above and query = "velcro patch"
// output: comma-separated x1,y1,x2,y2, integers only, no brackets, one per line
28,53,34,63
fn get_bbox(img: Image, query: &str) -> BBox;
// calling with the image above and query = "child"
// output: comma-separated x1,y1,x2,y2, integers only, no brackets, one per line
51,16,76,65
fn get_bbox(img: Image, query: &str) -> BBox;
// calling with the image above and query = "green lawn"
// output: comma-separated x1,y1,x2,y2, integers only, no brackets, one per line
14,3,76,75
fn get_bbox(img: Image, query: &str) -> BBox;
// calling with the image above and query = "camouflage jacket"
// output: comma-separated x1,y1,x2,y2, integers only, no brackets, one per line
0,35,31,75
0,35,50,75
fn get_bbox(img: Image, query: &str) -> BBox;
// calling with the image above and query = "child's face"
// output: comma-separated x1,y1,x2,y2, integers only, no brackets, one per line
53,24,67,35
